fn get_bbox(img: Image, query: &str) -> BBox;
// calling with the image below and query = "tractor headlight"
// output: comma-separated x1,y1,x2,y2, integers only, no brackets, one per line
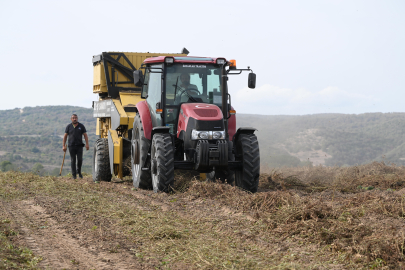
216,58,226,65
198,131,209,139
165,57,174,64
191,130,225,140
213,131,225,139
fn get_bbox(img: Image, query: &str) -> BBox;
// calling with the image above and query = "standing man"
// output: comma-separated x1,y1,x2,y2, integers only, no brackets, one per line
62,114,89,179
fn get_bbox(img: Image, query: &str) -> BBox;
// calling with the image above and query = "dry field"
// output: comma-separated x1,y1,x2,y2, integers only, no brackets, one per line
1,162,405,269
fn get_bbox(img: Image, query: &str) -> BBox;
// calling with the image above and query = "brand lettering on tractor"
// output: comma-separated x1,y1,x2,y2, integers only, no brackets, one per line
183,65,206,68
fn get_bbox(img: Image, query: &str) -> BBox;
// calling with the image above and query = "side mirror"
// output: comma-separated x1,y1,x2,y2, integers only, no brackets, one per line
133,70,144,87
248,73,256,89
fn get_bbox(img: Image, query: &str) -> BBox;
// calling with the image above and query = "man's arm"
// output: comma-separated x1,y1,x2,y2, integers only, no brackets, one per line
84,133,89,151
62,133,68,152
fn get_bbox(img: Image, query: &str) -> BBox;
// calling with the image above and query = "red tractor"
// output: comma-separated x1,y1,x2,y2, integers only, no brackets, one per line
131,56,260,192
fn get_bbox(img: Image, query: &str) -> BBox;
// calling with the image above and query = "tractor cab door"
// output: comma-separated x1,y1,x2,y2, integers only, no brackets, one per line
142,64,163,128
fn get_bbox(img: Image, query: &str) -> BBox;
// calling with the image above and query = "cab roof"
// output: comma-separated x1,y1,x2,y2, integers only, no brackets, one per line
143,56,226,65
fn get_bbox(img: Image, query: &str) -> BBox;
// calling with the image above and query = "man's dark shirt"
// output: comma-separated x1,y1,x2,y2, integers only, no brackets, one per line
65,122,87,147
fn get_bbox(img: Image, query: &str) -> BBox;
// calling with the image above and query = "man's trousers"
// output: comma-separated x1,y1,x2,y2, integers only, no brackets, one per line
68,146,83,176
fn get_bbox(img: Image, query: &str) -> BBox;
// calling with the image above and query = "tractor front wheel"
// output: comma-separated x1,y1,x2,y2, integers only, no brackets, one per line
92,138,112,182
151,133,175,192
235,134,260,193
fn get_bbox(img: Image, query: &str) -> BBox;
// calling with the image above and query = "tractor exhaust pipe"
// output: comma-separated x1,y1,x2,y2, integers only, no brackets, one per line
221,65,228,140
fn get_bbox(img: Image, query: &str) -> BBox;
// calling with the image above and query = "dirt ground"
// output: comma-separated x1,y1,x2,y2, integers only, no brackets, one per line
1,162,405,269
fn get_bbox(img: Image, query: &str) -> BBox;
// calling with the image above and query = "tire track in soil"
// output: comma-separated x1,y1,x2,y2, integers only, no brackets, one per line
3,199,144,270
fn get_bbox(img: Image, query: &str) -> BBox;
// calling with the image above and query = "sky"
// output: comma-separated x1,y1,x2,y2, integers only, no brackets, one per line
0,0,404,115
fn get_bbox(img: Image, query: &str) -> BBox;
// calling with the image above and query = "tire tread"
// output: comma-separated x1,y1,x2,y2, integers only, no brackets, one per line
235,134,260,193
152,134,175,192
92,138,112,182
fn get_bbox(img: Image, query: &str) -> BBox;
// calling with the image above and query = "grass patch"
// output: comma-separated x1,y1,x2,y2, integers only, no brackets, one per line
1,162,405,269
0,215,41,269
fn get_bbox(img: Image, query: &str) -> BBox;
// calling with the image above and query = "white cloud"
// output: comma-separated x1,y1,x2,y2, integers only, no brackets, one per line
231,85,378,115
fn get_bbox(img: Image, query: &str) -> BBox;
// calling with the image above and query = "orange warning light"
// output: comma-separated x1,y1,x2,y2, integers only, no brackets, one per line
229,59,236,69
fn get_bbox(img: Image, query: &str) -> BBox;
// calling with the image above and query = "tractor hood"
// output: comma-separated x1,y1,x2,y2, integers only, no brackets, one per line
177,103,225,142
178,103,236,142
179,103,223,121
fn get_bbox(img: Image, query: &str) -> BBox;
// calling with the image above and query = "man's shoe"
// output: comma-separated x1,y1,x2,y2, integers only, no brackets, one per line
78,173,83,179
72,175,77,180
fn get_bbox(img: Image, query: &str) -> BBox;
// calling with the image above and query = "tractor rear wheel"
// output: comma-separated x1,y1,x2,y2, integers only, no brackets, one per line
235,134,260,193
92,138,112,182
131,114,152,189
151,133,174,192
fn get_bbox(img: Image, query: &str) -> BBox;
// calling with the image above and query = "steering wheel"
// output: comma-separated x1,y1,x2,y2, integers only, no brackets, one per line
176,87,201,103
180,88,201,96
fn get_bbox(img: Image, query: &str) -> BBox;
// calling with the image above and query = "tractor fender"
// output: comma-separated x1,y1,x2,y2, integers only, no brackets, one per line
232,127,257,151
136,101,153,140
228,106,236,141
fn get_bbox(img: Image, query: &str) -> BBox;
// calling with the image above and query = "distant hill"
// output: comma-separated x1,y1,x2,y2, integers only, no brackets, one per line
1,106,404,175
0,106,95,137
237,112,405,168
0,106,97,175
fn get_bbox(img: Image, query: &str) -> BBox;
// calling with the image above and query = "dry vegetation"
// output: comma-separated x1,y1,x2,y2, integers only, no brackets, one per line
1,162,405,269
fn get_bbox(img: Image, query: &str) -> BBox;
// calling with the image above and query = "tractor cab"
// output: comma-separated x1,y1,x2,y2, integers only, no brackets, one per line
136,57,226,134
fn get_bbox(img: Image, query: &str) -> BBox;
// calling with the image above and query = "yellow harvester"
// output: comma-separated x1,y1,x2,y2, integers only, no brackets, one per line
92,50,187,181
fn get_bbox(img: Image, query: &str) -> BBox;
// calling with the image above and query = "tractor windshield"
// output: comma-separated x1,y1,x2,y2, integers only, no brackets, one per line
165,64,222,106
164,63,222,133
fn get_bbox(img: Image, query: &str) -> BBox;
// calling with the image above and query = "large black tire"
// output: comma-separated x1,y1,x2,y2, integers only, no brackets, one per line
235,134,260,193
131,114,152,189
92,138,112,182
151,133,175,192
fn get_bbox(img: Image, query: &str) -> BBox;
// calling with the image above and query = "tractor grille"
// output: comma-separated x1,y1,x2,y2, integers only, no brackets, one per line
194,109,218,117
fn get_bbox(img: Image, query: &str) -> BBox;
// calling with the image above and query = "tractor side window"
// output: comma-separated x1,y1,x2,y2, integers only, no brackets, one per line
146,64,163,127
141,69,150,98
207,70,222,105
